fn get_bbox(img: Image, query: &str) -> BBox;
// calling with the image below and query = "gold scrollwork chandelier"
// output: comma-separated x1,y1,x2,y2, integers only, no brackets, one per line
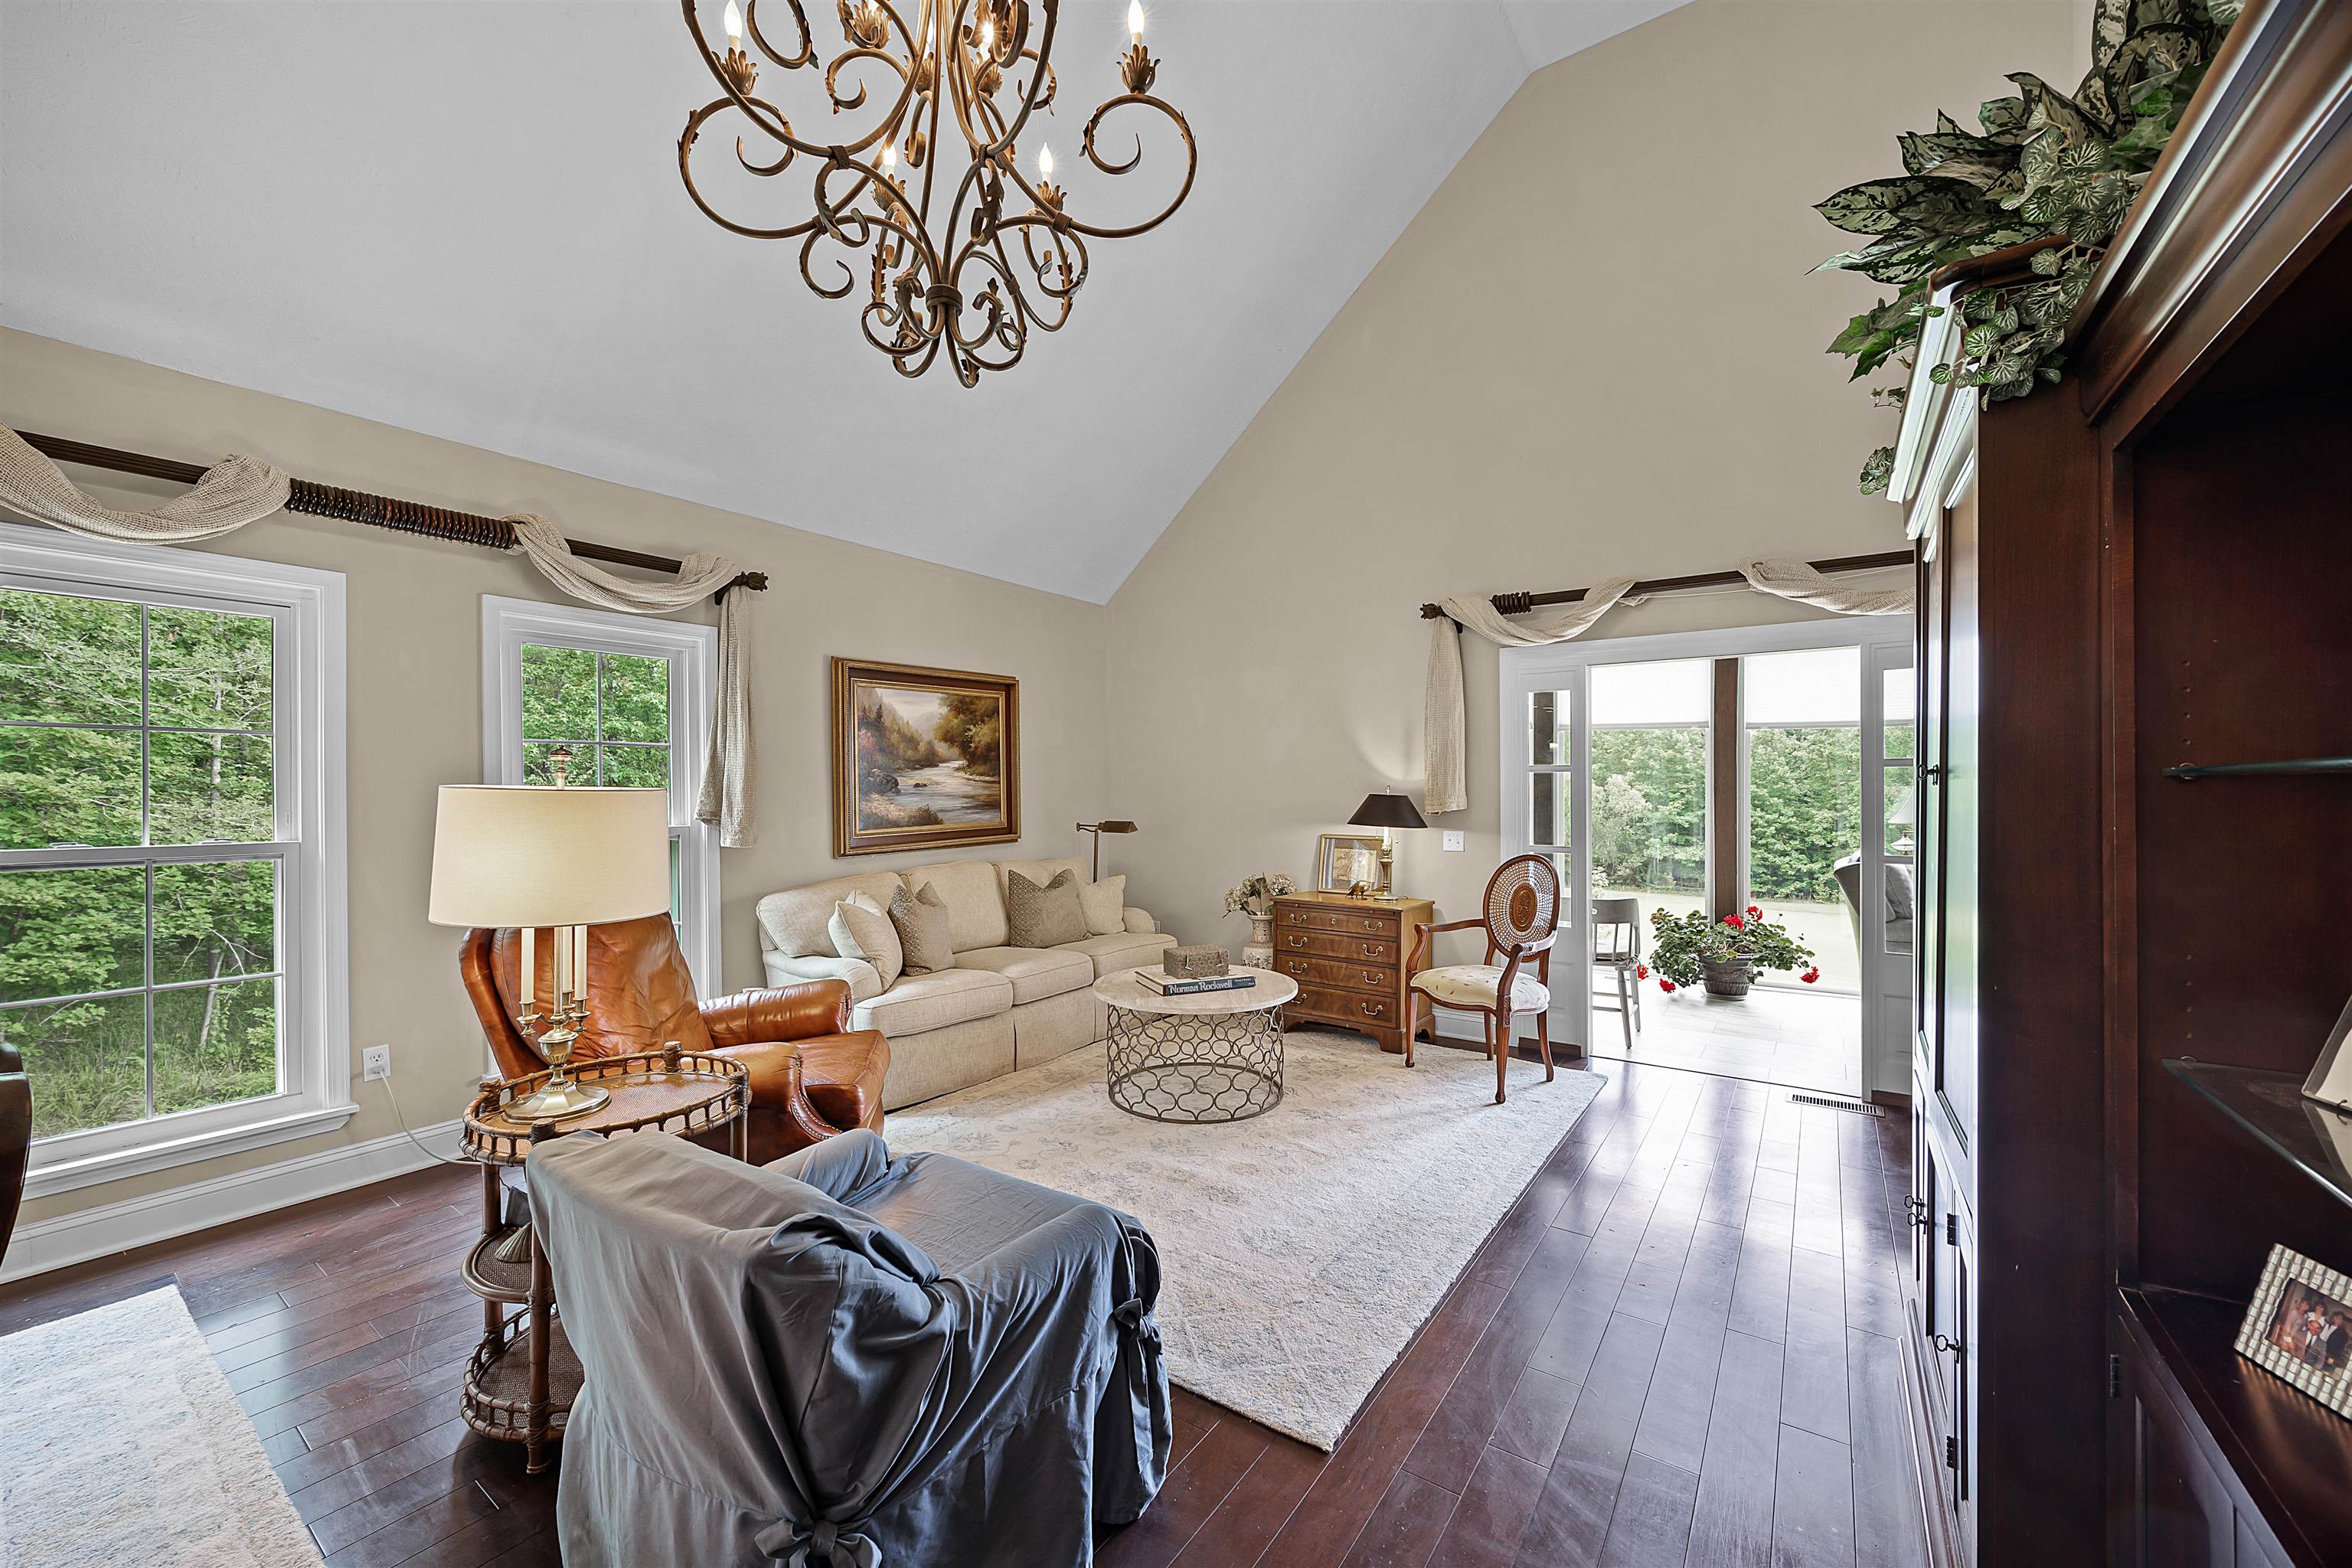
678,0,1196,386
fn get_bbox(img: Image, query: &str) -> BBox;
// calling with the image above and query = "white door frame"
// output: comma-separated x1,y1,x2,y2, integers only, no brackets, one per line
1500,613,1915,1095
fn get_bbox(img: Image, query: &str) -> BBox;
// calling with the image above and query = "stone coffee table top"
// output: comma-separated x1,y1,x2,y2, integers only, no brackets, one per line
1092,966,1298,1014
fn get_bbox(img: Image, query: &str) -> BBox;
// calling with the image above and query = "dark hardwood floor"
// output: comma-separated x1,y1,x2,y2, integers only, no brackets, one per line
0,1055,1928,1567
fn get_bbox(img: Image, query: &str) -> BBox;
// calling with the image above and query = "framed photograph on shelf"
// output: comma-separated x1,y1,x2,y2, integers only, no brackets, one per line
831,658,1020,858
2233,1243,2352,1420
2301,993,2352,1113
1316,832,1383,895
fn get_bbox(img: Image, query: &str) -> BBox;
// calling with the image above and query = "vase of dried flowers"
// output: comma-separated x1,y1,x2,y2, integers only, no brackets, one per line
1224,873,1296,969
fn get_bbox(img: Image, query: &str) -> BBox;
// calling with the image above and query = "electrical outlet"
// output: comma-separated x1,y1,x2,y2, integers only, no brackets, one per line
363,1044,391,1082
1443,830,1465,852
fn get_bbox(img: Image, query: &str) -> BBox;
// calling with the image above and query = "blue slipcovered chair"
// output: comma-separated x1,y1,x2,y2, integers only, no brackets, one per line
526,1128,1170,1568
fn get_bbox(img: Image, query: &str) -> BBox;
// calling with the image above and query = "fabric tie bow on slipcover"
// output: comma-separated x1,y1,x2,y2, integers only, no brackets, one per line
756,1517,883,1568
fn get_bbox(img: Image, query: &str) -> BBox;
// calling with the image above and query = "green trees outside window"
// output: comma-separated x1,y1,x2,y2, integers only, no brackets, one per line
2,585,283,1140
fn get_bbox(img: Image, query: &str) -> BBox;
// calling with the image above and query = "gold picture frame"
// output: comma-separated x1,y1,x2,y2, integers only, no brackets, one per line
2233,1243,2352,1420
831,658,1021,858
1316,832,1385,897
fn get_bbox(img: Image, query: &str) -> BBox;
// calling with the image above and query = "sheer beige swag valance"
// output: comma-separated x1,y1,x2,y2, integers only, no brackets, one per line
1422,557,1914,815
0,425,758,846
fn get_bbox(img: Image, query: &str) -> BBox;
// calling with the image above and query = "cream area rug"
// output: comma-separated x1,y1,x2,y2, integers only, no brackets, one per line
888,1032,1606,1449
0,1285,325,1567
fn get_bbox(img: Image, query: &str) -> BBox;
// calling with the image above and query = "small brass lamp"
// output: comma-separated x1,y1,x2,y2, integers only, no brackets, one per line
1346,792,1428,896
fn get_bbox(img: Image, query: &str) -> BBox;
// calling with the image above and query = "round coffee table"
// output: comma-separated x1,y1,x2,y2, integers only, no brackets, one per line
1094,967,1298,1123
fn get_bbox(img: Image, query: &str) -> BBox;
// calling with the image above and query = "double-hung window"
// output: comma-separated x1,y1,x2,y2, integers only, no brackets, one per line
481,597,719,993
1,523,350,1197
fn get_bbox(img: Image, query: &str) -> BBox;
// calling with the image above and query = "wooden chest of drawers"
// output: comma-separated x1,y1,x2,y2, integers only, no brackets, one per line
1269,893,1435,1055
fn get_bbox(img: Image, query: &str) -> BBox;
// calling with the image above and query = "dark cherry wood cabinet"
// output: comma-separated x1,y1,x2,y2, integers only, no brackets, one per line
1888,5,2352,1563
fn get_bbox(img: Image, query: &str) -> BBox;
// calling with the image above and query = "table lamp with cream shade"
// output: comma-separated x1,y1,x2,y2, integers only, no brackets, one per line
428,779,671,1121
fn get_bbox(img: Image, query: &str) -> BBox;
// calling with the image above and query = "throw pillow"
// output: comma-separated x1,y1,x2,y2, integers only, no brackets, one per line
828,892,903,990
1005,868,1089,947
1079,874,1126,937
890,881,956,974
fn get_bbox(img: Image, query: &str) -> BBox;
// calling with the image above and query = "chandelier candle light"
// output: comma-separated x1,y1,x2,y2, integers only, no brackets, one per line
680,0,1194,385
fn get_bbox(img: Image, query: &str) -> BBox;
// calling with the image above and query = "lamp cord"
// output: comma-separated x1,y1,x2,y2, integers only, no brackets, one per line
375,1072,472,1168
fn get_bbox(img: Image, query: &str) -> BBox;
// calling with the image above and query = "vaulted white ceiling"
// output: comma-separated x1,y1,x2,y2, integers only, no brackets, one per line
0,2,1684,602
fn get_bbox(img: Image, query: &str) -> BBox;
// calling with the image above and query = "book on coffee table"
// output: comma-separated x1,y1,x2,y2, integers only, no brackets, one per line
1135,969,1258,996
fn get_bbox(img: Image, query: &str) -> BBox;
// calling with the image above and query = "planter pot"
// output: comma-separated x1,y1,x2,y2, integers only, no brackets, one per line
1242,913,1276,969
1700,956,1756,998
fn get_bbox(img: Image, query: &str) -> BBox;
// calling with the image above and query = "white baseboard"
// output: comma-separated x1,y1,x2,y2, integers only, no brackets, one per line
2,1118,464,1286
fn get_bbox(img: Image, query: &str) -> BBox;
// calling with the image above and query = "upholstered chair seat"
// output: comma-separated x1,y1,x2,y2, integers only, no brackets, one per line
1411,964,1553,1014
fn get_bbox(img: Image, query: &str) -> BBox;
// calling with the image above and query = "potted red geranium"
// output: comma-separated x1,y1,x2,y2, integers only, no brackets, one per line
1648,906,1818,998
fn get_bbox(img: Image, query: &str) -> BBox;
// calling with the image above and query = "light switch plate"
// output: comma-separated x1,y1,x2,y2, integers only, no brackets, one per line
1443,831,1465,852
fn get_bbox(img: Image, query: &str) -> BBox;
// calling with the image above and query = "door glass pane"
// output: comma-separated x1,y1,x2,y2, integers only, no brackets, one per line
153,861,277,985
1530,769,1571,849
598,652,670,745
1,991,147,1139
0,866,145,1002
0,586,141,724
152,975,279,1116
1529,690,1570,766
1883,665,1915,760
1589,660,1708,919
1745,647,1861,991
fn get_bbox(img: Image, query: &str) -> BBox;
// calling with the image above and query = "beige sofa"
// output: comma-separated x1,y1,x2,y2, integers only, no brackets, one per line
756,856,1175,1110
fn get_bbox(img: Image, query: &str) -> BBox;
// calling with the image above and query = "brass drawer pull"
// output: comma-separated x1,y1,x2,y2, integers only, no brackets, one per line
1361,942,1383,956
1287,935,1307,948
1363,970,1383,984
1360,999,1387,1017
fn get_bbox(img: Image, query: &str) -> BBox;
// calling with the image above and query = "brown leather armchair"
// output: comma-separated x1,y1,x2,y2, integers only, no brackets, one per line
459,913,890,1165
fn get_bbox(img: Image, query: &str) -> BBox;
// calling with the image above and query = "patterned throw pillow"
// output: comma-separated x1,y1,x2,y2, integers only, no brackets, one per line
1005,867,1089,948
889,881,956,974
1079,874,1126,937
828,892,903,990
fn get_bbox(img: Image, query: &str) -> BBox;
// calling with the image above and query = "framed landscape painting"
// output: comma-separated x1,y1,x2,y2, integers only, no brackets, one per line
831,658,1021,858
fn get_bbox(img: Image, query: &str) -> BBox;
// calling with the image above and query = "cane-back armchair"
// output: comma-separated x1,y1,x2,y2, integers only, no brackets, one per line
1406,855,1563,1104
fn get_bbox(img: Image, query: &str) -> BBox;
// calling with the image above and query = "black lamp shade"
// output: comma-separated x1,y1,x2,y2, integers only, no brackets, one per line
1348,792,1427,831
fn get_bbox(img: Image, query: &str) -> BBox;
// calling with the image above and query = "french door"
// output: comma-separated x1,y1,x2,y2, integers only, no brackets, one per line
1501,616,1915,1094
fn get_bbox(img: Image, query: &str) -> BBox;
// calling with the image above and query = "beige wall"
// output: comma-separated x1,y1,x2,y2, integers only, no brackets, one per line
3,327,1109,1226
1103,0,2082,967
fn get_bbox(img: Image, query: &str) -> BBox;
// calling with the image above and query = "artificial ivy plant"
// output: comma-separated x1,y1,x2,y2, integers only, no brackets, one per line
1815,0,2241,494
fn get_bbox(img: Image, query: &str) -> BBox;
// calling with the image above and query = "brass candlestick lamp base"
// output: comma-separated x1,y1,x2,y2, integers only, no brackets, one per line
508,1006,609,1123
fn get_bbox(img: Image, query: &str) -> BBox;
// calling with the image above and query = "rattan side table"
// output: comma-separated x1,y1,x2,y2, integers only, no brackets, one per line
459,1047,748,1473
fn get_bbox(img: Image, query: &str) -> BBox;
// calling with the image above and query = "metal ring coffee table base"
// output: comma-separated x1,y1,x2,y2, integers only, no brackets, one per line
1106,1004,1285,1123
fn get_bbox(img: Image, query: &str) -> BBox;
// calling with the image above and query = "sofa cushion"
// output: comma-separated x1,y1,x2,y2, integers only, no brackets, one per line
953,945,1095,1005
756,870,906,959
1054,929,1178,979
904,859,1009,952
1079,874,1125,936
829,893,903,989
889,883,956,975
851,966,1013,1037
1005,868,1089,948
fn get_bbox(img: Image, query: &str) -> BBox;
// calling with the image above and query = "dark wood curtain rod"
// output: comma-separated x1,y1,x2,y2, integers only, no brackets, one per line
1417,550,1913,621
14,430,769,599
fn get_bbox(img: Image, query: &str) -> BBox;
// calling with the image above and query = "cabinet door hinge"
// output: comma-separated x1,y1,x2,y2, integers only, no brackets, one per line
1945,1211,1958,1246
1944,1435,1959,1471
2108,1354,2122,1399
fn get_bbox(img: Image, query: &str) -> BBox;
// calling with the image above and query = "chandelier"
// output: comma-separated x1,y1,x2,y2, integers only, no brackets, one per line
678,0,1196,386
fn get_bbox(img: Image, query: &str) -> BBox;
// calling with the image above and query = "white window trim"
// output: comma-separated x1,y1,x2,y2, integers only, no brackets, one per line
2,521,351,1200
479,596,721,998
